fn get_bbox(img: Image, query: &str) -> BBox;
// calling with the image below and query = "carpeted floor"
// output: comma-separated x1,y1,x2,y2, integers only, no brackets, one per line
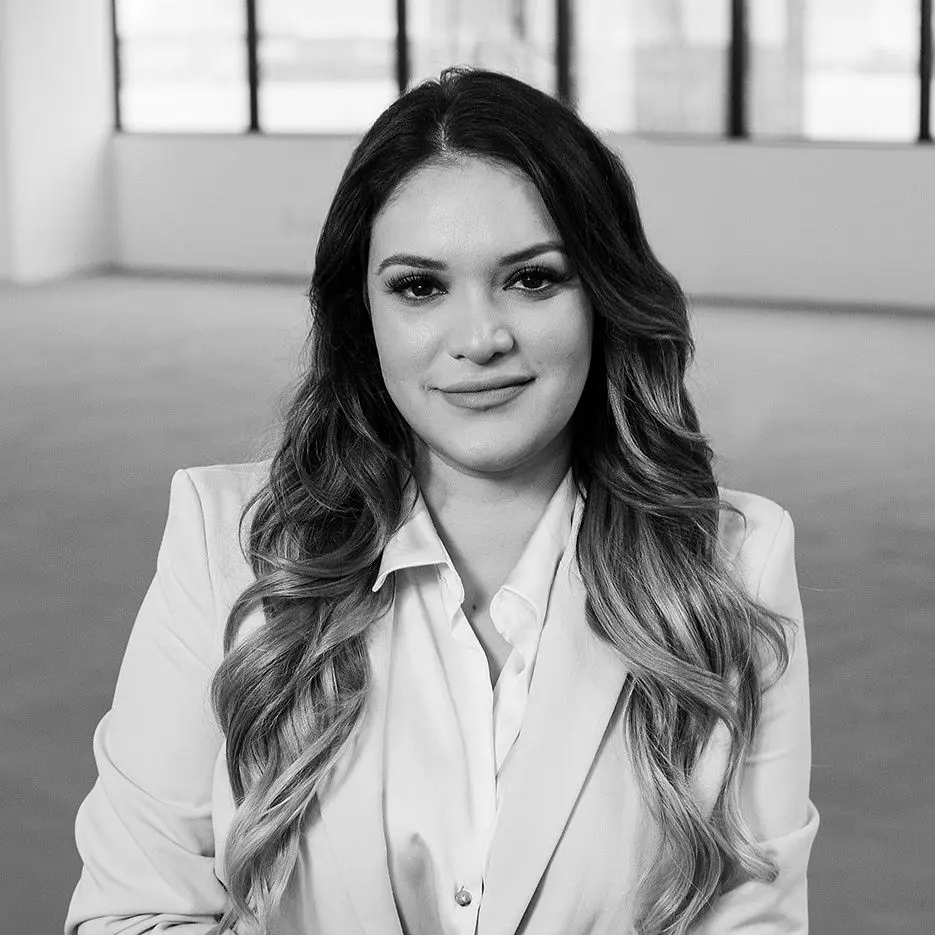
2,274,932,934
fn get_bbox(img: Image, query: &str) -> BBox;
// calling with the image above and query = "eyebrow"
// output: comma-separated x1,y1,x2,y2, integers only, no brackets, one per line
375,240,566,275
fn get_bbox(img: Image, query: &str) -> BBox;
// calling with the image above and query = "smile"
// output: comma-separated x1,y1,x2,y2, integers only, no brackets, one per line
438,379,533,410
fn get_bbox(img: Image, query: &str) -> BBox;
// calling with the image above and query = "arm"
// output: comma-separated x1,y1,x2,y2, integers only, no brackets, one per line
65,470,230,935
693,509,820,934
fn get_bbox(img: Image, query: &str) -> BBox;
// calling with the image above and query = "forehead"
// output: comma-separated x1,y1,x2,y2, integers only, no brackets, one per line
369,157,560,262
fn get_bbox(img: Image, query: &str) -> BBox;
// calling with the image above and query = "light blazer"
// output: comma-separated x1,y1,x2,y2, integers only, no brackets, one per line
66,463,819,935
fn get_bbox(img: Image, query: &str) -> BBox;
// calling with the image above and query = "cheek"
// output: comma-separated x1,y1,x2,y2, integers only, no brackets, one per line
534,306,593,383
370,307,442,406
371,309,421,382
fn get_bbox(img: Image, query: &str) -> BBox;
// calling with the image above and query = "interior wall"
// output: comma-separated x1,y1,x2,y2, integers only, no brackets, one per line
114,133,935,310
615,137,935,309
113,135,360,280
0,0,114,282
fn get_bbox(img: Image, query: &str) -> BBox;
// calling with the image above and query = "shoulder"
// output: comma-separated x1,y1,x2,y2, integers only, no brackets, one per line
180,461,271,525
717,486,795,601
166,461,272,606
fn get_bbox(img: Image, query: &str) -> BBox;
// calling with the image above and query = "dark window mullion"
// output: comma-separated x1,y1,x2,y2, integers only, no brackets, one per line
727,0,748,138
246,0,259,132
111,0,122,132
922,0,933,141
396,0,409,94
556,0,572,105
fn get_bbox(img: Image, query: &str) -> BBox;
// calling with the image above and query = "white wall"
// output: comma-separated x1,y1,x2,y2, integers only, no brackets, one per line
115,133,935,310
0,0,114,282
114,134,359,280
615,138,935,309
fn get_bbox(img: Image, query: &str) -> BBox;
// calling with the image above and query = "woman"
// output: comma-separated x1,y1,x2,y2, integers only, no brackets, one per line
66,68,818,935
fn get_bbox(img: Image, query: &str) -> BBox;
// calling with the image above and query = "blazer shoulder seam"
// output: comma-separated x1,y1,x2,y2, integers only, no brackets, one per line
753,508,791,603
178,467,223,632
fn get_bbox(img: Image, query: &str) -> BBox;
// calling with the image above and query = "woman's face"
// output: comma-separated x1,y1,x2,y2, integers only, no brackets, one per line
366,156,593,478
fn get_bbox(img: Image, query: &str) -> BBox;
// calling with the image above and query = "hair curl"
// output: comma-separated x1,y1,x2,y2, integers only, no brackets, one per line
210,67,790,935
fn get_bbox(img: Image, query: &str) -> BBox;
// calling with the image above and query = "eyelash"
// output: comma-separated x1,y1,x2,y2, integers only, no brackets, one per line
385,264,571,302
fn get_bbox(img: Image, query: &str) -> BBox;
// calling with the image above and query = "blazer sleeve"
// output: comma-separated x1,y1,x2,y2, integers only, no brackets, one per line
692,509,820,934
65,469,229,935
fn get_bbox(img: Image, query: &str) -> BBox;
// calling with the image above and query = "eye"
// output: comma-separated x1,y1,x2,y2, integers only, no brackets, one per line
385,272,444,302
507,265,571,293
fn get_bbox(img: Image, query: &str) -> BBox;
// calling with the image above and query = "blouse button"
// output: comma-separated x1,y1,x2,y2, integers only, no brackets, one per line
454,885,473,907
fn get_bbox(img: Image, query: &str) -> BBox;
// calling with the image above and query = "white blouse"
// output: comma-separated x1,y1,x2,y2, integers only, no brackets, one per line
373,470,576,935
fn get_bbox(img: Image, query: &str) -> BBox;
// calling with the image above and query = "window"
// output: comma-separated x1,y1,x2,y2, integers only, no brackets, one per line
111,0,935,142
406,0,556,95
115,0,249,132
575,0,731,134
750,0,921,141
257,1,397,133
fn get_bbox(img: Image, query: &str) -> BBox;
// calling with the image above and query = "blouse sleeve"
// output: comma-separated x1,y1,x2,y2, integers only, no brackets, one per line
64,469,229,935
693,509,820,934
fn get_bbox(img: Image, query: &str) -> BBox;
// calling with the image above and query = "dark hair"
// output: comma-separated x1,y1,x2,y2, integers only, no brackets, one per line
211,67,790,935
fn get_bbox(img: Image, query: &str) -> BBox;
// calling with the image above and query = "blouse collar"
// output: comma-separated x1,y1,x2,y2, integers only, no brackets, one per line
372,467,580,621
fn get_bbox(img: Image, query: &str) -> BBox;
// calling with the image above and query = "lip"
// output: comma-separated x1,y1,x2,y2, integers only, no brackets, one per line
440,376,534,393
439,379,532,410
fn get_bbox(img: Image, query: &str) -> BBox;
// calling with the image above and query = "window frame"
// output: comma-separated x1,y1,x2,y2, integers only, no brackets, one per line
109,0,935,143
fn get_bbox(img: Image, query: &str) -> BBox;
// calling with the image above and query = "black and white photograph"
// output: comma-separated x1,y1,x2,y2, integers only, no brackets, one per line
1,2,932,934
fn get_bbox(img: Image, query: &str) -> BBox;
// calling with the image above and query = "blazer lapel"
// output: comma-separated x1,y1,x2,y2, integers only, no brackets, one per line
477,550,630,935
317,605,403,935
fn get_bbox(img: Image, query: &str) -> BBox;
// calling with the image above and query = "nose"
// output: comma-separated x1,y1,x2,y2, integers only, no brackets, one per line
447,295,515,363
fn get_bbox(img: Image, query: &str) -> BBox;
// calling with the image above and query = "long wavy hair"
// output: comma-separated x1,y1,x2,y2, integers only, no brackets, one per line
210,67,791,935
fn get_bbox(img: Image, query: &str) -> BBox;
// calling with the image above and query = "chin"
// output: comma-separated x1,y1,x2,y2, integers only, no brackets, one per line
430,435,554,477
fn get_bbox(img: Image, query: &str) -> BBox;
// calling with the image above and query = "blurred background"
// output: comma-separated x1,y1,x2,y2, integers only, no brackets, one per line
1,1,933,933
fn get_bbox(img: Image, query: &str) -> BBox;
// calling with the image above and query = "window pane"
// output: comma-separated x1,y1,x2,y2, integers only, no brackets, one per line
257,1,397,133
407,0,556,96
576,0,730,134
116,0,248,132
750,0,919,141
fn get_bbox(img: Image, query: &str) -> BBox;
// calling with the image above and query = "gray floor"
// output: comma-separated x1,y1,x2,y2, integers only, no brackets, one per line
2,275,932,934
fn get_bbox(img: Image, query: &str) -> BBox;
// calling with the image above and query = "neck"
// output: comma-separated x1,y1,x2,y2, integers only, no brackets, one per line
413,436,572,602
